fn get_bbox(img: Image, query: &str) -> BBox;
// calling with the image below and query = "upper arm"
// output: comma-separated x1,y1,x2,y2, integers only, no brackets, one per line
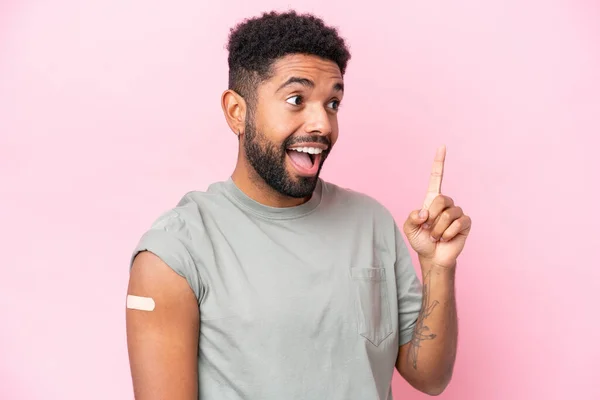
393,222,423,376
393,222,423,341
126,250,199,400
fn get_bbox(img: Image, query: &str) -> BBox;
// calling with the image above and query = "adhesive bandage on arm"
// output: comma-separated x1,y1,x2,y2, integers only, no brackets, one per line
126,295,156,311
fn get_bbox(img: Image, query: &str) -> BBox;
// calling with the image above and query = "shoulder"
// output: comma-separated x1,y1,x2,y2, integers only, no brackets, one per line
148,180,231,231
320,179,395,221
130,183,230,299
320,180,410,262
134,180,233,266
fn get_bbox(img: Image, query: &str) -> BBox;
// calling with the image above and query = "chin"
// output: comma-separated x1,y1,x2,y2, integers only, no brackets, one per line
282,173,320,198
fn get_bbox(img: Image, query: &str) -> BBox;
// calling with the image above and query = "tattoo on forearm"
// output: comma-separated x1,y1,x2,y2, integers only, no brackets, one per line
407,270,439,370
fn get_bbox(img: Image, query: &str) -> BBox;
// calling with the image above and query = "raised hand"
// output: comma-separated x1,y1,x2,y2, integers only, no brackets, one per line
403,146,472,269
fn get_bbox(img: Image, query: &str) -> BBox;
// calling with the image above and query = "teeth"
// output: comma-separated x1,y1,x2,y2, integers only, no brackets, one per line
291,147,323,155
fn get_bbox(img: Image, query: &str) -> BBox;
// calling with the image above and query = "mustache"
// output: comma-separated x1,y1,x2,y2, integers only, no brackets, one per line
284,136,331,148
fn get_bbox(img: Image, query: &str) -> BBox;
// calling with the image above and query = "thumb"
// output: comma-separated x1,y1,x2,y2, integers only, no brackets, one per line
404,208,429,236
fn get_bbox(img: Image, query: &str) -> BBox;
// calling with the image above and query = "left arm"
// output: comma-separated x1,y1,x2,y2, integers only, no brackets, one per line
396,260,458,395
395,145,471,395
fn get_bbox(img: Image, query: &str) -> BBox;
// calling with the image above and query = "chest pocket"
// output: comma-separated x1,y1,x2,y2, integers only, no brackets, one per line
351,267,393,347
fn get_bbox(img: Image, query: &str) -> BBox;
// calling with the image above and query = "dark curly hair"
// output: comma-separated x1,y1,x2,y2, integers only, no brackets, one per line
226,10,351,108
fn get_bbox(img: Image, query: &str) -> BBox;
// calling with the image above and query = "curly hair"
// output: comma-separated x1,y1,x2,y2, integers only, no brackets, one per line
226,10,351,107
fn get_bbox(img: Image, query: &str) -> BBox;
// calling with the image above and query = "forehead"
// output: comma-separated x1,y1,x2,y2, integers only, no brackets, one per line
267,54,343,86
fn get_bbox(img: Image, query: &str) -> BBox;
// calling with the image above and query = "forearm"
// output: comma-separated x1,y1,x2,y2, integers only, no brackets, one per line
399,259,458,395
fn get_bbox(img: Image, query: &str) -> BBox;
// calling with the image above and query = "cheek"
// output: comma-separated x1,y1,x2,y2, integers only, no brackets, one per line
255,104,299,142
269,121,303,146
330,116,340,145
267,123,296,147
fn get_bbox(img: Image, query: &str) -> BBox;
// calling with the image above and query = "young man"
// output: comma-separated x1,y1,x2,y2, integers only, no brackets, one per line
126,10,471,400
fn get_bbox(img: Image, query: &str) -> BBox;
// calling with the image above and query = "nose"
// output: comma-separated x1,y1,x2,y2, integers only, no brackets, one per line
304,104,332,136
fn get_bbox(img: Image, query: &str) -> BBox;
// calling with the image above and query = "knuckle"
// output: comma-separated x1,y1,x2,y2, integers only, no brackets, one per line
442,210,452,221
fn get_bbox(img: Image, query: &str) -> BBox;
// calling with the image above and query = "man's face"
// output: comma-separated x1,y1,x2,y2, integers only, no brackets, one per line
243,54,344,199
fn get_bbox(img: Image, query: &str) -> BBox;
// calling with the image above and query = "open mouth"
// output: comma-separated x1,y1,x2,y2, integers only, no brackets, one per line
285,147,324,176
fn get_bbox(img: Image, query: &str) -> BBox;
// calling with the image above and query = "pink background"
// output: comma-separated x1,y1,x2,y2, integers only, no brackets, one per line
1,0,599,399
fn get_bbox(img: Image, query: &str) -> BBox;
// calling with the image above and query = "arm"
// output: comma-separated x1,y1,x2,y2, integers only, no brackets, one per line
396,259,457,396
126,251,200,400
396,146,470,395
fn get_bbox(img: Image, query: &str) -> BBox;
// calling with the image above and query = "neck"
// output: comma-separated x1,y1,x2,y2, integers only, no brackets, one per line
231,156,311,208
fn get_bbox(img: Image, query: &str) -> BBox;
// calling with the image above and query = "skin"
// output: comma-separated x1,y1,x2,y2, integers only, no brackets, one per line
126,251,199,400
126,54,471,398
396,145,472,395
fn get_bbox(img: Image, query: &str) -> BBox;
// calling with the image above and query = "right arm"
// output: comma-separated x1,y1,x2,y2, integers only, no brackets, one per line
126,251,200,399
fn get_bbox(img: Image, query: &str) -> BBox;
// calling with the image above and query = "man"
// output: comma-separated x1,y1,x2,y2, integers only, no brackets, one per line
126,10,471,400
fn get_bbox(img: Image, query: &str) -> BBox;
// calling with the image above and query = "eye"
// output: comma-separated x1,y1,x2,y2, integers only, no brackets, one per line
286,95,303,106
327,99,341,110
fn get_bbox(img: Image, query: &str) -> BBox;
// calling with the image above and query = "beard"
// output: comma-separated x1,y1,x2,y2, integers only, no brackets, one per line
243,118,330,199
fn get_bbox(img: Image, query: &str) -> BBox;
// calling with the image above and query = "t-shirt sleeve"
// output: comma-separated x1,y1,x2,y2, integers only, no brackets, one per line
129,209,203,301
394,222,423,346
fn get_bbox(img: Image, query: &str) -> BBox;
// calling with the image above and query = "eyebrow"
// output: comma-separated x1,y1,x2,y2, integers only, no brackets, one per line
276,77,344,93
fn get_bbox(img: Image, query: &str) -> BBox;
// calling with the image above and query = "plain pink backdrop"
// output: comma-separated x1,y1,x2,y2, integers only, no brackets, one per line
1,0,599,399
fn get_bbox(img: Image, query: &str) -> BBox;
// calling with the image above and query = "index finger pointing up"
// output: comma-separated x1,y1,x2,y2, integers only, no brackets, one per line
422,145,446,209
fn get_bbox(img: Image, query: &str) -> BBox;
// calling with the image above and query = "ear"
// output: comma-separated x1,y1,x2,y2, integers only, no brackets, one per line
221,89,247,136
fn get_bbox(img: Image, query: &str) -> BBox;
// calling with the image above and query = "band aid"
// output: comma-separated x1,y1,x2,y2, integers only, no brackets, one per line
127,295,155,311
